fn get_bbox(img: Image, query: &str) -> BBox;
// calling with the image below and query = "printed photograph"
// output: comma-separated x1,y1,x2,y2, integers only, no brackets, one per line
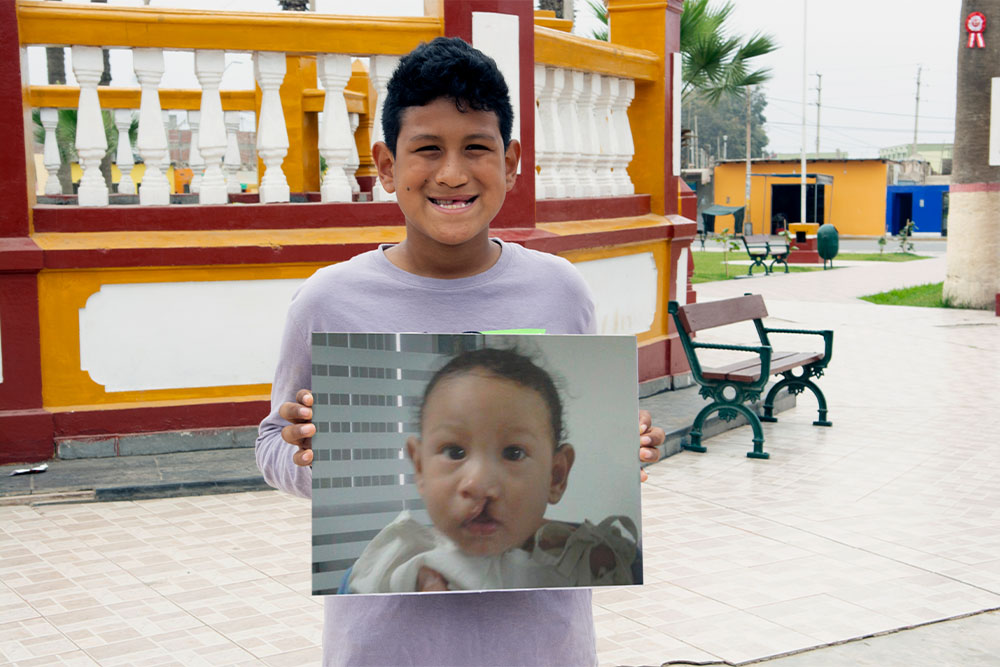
310,333,641,596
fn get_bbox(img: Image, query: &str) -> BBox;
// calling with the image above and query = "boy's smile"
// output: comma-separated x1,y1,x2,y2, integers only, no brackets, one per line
373,97,521,277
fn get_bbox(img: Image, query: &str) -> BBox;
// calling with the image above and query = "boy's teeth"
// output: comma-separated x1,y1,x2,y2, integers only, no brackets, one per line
432,198,473,209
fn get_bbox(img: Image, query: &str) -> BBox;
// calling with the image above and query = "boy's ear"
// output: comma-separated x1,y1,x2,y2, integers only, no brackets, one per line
504,139,521,191
406,436,424,491
548,443,575,504
372,141,397,194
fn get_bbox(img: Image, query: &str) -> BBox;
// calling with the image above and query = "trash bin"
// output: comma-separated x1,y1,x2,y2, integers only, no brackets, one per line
817,223,839,269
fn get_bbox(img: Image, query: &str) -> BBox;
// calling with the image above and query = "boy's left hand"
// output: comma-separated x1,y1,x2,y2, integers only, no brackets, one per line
639,409,665,483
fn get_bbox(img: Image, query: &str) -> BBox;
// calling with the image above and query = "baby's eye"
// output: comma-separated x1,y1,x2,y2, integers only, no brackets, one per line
502,446,526,461
442,445,466,460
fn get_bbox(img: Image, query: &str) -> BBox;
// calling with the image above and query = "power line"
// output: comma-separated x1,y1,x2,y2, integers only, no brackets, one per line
768,96,953,121
766,120,953,134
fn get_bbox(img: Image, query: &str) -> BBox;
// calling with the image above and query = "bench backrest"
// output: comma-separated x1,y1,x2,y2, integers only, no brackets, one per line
676,294,768,334
743,234,769,246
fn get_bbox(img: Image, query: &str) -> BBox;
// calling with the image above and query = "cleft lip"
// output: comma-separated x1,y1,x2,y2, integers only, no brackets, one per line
462,500,494,525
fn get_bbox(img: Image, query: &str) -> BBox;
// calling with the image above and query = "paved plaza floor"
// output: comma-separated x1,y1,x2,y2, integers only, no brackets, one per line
3,252,1000,665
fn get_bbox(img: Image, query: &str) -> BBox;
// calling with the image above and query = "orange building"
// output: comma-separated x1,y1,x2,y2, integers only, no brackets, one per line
714,158,894,237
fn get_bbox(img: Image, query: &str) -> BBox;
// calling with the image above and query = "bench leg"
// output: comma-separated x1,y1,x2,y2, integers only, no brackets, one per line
769,258,789,274
764,376,832,427
748,258,769,276
683,404,712,452
684,402,769,459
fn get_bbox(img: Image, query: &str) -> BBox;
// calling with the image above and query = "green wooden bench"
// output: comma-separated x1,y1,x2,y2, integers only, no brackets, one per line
668,294,833,459
741,234,790,275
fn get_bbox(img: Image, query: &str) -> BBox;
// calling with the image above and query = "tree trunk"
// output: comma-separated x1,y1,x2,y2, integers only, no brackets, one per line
943,0,1000,309
537,0,564,19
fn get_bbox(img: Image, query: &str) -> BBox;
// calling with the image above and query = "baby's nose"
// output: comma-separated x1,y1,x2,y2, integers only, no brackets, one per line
458,459,500,500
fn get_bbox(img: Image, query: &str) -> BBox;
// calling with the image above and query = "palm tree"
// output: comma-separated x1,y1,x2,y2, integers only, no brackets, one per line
943,0,1000,309
588,0,776,103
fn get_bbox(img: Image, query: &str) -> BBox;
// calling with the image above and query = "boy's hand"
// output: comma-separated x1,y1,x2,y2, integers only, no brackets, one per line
279,389,316,467
639,409,665,482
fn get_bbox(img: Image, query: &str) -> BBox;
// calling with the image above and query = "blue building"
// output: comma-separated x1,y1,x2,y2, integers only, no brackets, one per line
885,184,949,236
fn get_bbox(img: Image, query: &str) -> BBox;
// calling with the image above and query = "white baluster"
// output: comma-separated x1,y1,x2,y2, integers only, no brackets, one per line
317,53,353,203
577,73,601,197
40,108,62,196
538,66,565,199
370,55,399,202
71,46,108,206
187,110,204,194
114,109,135,195
160,110,173,197
224,110,242,194
346,112,361,196
595,75,619,196
612,78,636,195
558,69,583,198
194,50,227,205
533,65,550,199
254,51,290,204
132,48,170,206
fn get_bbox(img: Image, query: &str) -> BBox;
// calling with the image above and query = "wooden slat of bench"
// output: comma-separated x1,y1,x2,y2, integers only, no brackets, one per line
702,352,798,381
678,294,768,333
703,351,824,383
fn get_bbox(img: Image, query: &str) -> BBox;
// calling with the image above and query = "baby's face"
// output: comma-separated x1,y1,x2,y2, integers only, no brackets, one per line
408,371,572,557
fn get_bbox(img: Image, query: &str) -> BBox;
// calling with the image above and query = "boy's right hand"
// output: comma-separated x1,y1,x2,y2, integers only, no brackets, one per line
279,389,316,467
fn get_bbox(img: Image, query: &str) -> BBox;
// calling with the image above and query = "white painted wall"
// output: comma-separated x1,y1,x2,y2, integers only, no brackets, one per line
675,246,688,306
78,278,303,392
573,253,658,335
472,11,521,173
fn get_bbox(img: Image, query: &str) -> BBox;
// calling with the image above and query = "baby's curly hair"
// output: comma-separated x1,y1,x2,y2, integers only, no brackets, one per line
419,348,564,446
381,37,514,156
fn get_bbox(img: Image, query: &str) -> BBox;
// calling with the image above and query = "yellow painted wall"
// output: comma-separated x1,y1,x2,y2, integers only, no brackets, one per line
714,160,890,236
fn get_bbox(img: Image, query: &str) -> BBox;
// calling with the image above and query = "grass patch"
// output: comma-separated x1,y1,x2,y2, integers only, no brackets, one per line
691,251,822,284
860,282,955,308
837,252,929,262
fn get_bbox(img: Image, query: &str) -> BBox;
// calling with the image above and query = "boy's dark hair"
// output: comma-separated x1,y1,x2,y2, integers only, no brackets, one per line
420,348,564,446
381,37,514,155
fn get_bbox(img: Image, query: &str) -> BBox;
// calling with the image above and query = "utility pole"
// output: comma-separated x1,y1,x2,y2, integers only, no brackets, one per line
814,73,822,155
912,65,922,157
745,86,752,231
800,0,807,226
723,134,727,160
693,114,700,168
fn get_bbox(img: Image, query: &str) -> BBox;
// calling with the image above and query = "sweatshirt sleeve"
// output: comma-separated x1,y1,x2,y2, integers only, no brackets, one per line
256,297,313,499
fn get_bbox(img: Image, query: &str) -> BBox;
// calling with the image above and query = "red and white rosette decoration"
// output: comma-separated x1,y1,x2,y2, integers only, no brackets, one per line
966,11,986,48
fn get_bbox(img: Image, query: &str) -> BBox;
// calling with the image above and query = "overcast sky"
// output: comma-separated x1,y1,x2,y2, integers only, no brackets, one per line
38,0,962,158
575,0,962,158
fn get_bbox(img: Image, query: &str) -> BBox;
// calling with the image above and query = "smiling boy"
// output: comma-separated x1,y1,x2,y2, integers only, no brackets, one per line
256,37,662,666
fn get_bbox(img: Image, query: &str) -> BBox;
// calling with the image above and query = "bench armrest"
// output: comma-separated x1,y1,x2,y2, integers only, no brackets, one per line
690,342,773,390
759,327,833,367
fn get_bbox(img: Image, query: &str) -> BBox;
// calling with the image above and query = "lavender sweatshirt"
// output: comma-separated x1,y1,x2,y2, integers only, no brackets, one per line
257,240,598,666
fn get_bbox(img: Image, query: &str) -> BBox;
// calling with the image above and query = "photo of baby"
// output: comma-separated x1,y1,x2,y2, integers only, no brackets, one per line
310,333,641,596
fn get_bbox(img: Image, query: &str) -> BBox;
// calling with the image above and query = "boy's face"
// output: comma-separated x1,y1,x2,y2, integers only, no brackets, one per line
373,97,521,252
407,371,573,557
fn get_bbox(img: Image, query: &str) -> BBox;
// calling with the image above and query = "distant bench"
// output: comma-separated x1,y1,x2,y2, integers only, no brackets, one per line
742,234,790,276
668,294,833,459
